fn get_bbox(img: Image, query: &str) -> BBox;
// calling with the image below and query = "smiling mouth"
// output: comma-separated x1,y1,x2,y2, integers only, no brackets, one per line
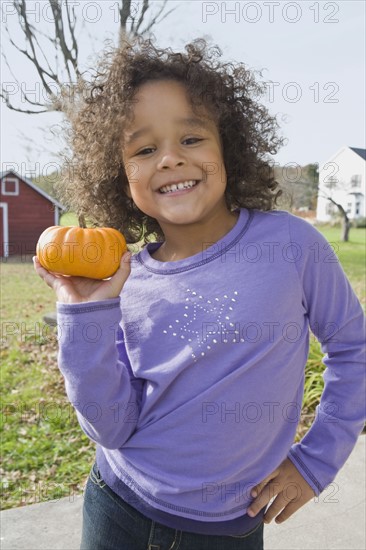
159,180,200,194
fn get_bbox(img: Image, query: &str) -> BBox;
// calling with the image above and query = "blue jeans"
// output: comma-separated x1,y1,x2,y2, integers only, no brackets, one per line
80,463,264,550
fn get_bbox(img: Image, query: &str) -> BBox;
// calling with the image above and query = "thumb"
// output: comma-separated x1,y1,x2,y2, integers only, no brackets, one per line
107,251,132,293
117,251,132,281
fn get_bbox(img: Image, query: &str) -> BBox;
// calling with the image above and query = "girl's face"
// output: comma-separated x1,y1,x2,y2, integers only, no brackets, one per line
122,79,229,233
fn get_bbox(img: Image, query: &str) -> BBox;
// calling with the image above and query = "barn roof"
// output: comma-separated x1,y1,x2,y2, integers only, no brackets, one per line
0,170,65,210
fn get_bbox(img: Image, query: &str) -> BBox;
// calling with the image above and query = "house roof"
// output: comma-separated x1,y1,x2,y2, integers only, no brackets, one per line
350,147,366,161
0,170,65,210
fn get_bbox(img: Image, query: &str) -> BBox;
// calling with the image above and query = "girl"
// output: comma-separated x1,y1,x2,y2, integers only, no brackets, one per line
34,38,365,550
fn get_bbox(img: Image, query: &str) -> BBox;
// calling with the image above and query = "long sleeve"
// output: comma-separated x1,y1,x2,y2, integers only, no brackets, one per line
56,298,145,449
287,216,366,494
52,209,365,524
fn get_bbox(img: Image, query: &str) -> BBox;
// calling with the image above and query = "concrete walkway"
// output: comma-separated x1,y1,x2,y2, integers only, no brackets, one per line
1,436,365,550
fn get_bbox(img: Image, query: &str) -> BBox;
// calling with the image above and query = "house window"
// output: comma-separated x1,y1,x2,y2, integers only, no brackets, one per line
325,176,338,191
346,202,352,214
355,202,360,215
350,175,362,188
1,177,19,196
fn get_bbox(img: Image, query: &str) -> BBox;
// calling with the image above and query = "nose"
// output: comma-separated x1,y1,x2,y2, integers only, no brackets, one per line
157,147,186,170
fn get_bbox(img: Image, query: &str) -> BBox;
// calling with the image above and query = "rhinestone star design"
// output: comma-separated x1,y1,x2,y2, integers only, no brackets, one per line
162,288,240,361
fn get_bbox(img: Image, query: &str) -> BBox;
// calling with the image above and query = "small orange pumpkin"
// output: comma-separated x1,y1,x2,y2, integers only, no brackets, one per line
36,217,127,279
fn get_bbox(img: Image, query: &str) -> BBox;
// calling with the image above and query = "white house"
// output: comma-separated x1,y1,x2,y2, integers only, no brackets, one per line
316,146,366,222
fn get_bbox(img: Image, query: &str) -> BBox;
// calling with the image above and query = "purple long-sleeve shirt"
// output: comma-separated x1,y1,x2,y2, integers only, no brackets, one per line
57,208,365,532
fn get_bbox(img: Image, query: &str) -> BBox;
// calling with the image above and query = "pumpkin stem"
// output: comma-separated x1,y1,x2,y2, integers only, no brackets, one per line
78,215,86,228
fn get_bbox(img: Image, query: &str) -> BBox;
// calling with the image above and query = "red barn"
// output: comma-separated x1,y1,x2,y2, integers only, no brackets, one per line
0,170,64,258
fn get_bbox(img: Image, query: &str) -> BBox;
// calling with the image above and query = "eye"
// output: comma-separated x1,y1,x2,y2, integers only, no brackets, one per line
182,137,203,145
136,147,155,156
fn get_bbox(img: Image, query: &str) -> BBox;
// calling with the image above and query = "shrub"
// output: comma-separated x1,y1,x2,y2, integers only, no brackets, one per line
353,217,366,228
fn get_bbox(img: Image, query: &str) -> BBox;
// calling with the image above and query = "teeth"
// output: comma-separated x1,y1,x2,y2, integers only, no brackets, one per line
159,180,198,194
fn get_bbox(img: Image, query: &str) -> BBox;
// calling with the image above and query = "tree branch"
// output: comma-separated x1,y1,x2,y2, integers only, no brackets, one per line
119,0,132,42
14,0,60,97
0,92,49,114
1,50,53,113
140,2,177,35
121,0,177,39
120,0,132,29
324,195,350,222
6,32,57,84
65,0,79,72
134,0,149,35
3,0,177,115
49,0,80,81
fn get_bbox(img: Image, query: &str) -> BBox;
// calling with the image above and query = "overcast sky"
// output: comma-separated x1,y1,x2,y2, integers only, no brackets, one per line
1,0,365,179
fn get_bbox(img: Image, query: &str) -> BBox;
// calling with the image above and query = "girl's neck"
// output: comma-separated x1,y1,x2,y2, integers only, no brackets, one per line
151,209,239,262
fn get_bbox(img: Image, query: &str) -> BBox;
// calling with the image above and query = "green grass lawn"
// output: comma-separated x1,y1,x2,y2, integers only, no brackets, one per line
1,224,365,509
0,260,95,508
317,225,365,303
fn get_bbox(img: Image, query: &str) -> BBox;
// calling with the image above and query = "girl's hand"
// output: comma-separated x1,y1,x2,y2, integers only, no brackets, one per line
33,252,132,304
247,457,316,524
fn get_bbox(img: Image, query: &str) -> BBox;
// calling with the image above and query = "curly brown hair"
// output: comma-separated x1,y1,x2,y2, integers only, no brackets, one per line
58,36,283,244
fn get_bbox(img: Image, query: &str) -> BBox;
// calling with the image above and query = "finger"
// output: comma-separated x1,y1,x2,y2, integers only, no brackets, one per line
247,480,282,517
263,493,289,523
251,467,280,498
121,250,132,264
33,255,42,273
114,251,132,282
274,481,315,524
274,500,303,524
103,251,131,297
33,255,47,278
264,479,313,524
33,256,58,288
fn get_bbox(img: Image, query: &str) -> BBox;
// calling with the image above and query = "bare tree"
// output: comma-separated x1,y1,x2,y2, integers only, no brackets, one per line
275,162,353,242
318,176,353,242
1,0,176,115
324,198,351,242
